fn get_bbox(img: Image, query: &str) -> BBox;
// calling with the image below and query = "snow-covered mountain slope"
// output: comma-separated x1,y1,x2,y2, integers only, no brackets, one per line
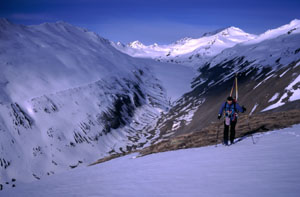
246,19,300,45
2,17,300,194
208,19,300,69
0,18,194,186
112,26,256,67
113,19,300,70
2,124,300,196
151,19,300,138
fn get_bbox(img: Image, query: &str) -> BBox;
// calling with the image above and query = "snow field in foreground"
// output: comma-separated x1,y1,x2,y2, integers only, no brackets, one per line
2,124,300,197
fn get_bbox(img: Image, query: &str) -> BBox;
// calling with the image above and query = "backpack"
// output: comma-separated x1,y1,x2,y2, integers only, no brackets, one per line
224,100,237,121
224,100,237,112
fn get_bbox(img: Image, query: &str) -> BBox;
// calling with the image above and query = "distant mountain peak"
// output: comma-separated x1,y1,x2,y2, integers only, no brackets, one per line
226,26,243,31
202,27,227,37
112,20,300,68
202,26,248,38
55,20,71,26
116,41,124,46
173,37,193,44
128,40,146,48
39,20,73,28
218,26,250,37
289,19,300,25
0,18,11,26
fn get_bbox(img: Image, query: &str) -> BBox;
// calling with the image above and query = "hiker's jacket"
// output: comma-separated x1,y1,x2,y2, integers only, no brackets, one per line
218,102,244,121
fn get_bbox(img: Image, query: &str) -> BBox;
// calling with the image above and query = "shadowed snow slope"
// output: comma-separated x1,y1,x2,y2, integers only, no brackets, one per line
0,18,194,186
2,124,300,197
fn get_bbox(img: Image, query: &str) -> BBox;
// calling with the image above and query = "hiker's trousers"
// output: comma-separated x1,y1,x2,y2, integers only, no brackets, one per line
224,120,237,144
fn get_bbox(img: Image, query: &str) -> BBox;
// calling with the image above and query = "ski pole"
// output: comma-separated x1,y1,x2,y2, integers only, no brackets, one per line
215,120,221,147
247,115,256,144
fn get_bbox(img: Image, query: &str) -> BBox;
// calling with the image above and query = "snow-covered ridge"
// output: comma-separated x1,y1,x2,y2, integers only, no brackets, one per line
0,18,194,187
112,26,256,66
112,19,300,68
208,20,300,69
0,18,118,103
0,18,10,25
128,40,146,49
245,19,300,45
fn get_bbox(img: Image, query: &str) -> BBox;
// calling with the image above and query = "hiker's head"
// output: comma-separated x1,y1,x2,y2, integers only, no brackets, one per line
227,96,233,104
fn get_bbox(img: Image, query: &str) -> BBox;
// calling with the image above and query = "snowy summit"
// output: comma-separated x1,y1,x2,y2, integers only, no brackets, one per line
112,26,256,66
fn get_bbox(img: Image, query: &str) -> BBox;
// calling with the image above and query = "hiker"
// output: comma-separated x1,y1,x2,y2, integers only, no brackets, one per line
218,96,246,145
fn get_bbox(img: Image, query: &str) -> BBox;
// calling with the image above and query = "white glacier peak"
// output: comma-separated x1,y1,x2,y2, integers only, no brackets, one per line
112,25,257,67
112,19,300,69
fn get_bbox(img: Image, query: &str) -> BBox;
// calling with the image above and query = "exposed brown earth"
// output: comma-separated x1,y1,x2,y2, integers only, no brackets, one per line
156,62,300,138
90,108,300,165
139,109,300,156
89,152,134,166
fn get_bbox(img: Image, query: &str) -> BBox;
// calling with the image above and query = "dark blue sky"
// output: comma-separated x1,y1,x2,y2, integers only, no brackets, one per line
1,0,300,44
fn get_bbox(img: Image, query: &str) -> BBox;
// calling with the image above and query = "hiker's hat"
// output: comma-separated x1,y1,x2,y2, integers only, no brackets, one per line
227,96,233,101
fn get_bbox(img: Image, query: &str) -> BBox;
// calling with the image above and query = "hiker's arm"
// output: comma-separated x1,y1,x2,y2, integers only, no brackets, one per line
236,103,246,112
218,103,225,116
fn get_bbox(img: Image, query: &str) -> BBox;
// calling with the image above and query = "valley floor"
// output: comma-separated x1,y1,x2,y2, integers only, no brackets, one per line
2,125,300,197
